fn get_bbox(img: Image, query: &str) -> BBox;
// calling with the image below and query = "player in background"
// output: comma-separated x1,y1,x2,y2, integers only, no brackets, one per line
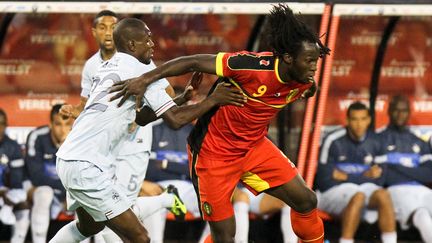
316,101,396,243
0,108,29,243
50,18,246,243
60,10,118,119
110,4,329,243
24,104,74,243
376,95,432,243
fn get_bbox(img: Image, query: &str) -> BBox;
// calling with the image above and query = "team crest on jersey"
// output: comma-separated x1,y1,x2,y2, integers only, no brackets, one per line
412,144,420,153
112,191,120,201
364,154,373,164
202,202,212,216
259,59,270,66
0,154,9,165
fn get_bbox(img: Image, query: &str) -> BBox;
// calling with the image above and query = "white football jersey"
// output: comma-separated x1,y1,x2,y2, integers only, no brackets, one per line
80,50,104,98
80,50,168,155
57,52,175,168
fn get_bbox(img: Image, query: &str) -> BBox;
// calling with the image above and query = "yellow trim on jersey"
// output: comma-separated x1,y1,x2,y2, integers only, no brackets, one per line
216,52,226,77
241,172,270,192
228,79,287,109
300,233,324,242
274,58,287,84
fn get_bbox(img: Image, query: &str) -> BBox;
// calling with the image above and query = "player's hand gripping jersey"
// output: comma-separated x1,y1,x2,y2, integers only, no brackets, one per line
189,51,313,160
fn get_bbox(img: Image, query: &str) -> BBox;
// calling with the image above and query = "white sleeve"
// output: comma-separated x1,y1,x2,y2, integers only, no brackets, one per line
143,85,175,117
140,60,170,88
80,62,92,98
136,60,174,117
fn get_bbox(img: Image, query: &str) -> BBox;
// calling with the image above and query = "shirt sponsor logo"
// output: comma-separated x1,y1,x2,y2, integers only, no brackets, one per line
0,154,9,165
43,153,54,159
159,141,169,148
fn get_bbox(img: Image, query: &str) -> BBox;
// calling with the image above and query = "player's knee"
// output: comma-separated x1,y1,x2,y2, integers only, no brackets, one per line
33,186,54,206
76,221,104,237
211,230,235,243
232,190,250,204
372,189,392,204
346,192,366,210
351,192,366,204
134,232,150,243
209,220,236,242
294,190,317,213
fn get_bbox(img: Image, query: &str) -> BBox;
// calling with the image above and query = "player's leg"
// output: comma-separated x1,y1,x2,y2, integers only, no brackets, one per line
264,176,323,243
340,192,365,242
188,146,240,243
104,208,150,242
49,207,104,243
251,192,297,243
232,188,249,243
30,186,55,243
365,184,396,243
142,208,166,243
280,206,298,243
389,185,432,243
53,159,149,242
317,183,368,243
412,208,432,243
11,209,30,243
208,217,236,243
116,154,186,222
242,138,323,243
10,201,30,243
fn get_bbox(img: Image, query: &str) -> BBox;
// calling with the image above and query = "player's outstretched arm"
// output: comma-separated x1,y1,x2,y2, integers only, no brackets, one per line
173,72,203,106
109,54,216,109
135,73,203,127
161,82,247,130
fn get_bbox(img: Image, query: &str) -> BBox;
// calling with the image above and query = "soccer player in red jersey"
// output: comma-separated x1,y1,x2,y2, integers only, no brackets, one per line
111,4,330,243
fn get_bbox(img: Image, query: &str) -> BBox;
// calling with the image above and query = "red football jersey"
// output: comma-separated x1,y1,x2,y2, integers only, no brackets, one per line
196,51,312,160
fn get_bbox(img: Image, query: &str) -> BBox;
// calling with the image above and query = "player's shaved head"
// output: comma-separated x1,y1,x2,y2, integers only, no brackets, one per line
113,18,148,52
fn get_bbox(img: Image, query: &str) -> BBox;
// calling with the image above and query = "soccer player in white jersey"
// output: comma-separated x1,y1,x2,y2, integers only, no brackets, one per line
50,18,246,242
60,10,216,242
60,10,191,242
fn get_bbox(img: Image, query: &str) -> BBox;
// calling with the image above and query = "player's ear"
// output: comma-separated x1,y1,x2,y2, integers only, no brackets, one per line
128,40,136,52
91,28,97,38
282,53,293,65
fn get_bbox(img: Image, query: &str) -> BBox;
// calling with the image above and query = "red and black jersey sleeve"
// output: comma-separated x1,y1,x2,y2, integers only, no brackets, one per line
216,51,274,85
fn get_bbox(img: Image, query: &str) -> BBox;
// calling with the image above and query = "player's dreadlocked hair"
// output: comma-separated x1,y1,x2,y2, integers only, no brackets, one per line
266,4,330,58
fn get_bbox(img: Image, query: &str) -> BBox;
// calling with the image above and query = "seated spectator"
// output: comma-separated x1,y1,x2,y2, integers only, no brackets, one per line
0,108,29,243
24,104,73,243
316,101,397,243
375,95,432,243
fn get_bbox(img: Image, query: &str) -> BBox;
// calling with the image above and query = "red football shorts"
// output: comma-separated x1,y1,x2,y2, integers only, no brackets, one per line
188,137,298,221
